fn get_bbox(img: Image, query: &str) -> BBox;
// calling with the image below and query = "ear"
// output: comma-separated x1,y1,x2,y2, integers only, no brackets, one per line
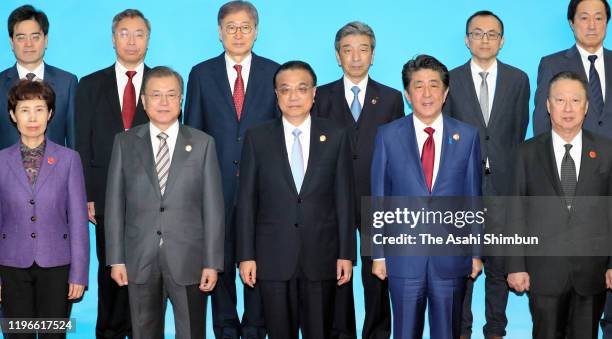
253,24,258,41
47,109,53,121
335,50,342,66
464,35,470,49
9,36,15,52
141,94,147,111
499,36,505,50
112,32,117,49
371,49,375,65
43,34,48,50
9,110,16,123
443,88,449,103
568,19,575,33
218,25,223,41
404,89,412,106
546,98,551,115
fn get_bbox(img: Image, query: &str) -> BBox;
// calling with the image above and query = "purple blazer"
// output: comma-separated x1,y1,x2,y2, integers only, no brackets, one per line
0,140,89,285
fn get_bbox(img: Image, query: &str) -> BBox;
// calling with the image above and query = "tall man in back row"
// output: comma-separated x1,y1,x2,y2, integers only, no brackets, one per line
312,21,404,339
184,1,279,337
443,10,530,339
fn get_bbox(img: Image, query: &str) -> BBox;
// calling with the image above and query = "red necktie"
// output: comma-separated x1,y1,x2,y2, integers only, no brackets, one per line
233,64,245,120
122,70,137,129
421,127,435,192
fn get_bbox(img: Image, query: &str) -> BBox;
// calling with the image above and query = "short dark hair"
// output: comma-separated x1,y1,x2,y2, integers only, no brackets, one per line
273,61,317,88
568,0,610,23
112,9,151,34
8,5,49,37
7,80,56,126
548,71,589,101
465,10,505,36
218,1,259,26
141,66,185,95
401,55,449,91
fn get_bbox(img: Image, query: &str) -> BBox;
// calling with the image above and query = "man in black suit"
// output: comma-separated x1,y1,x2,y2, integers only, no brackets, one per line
443,11,530,339
237,61,356,339
533,0,612,138
507,71,612,339
184,2,278,337
75,9,151,339
311,21,404,339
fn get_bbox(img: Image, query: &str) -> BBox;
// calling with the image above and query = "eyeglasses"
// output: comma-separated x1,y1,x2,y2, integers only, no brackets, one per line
225,24,253,34
13,32,44,43
468,31,502,40
115,29,148,40
145,92,181,102
276,85,313,96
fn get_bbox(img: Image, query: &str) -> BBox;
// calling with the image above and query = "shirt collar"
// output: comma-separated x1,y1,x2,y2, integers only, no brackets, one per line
115,61,145,75
19,138,46,153
150,120,180,139
282,114,311,134
576,44,604,60
413,113,443,132
551,129,582,150
470,59,498,77
225,53,252,69
343,75,369,93
16,62,45,80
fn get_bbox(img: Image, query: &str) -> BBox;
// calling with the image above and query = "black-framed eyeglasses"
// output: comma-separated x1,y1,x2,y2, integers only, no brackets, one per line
225,24,253,34
469,31,502,40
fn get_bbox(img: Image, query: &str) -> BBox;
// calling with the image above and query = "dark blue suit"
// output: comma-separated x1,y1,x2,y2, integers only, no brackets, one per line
371,114,481,339
0,63,77,149
184,52,279,339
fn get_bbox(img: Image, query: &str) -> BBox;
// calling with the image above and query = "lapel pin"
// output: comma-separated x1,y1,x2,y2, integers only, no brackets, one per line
185,145,192,152
589,150,597,159
320,135,327,142
371,97,378,105
47,156,55,165
452,133,460,141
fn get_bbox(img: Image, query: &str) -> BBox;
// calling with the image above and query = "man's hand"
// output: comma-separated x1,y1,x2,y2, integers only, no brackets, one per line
470,258,483,279
87,202,97,225
606,269,612,289
239,260,257,288
336,259,353,286
68,284,86,299
110,265,128,286
200,268,218,292
507,272,530,292
372,260,387,280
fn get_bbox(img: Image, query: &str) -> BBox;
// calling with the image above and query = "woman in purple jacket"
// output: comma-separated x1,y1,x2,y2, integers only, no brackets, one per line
0,80,89,337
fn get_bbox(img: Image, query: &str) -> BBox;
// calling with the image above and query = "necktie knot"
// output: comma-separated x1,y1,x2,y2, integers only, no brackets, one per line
564,143,573,153
234,64,243,74
479,71,489,81
351,86,360,96
25,73,36,81
292,128,302,138
157,132,168,141
126,70,137,79
424,127,435,137
588,55,598,64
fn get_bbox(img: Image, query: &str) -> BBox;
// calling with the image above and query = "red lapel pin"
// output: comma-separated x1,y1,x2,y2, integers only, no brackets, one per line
47,156,56,165
589,151,597,159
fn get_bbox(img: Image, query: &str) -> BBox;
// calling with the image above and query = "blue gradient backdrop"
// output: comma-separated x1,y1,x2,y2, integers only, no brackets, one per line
0,1,606,338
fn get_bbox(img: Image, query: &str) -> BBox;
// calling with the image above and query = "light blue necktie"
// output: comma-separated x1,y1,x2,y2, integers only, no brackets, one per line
350,86,361,122
290,128,304,191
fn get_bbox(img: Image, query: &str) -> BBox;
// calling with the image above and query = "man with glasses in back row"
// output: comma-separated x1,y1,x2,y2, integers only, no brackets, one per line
185,1,279,338
75,9,152,339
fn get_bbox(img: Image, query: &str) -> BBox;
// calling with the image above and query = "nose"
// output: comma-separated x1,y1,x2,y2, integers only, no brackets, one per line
423,86,432,97
159,94,170,105
588,17,597,29
351,50,361,62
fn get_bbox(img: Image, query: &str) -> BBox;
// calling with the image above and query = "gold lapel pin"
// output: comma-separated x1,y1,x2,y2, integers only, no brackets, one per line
320,135,327,142
452,133,460,141
185,145,192,152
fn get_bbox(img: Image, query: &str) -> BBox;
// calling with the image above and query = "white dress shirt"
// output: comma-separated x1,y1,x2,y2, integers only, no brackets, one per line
413,114,444,189
16,62,44,81
225,53,252,94
150,120,180,167
576,44,606,101
343,75,368,110
551,129,582,180
470,59,497,118
282,115,311,172
115,61,145,111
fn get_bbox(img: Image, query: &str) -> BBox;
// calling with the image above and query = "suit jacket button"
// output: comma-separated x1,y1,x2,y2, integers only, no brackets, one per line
294,223,299,228
157,231,162,235
63,234,68,239
233,160,239,165
31,216,36,222
29,199,35,205
485,135,490,140
31,233,36,238
237,137,241,142
297,198,302,203
160,207,165,212
353,154,358,160
2,234,5,239
599,121,604,125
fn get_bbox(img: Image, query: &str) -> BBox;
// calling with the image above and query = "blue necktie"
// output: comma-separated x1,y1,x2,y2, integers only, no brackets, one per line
350,86,362,122
290,128,304,192
588,55,605,115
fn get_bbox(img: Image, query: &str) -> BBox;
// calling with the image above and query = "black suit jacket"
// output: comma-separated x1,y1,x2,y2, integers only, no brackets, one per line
236,117,356,281
533,45,612,138
444,60,530,195
506,130,612,296
75,64,150,213
312,77,404,225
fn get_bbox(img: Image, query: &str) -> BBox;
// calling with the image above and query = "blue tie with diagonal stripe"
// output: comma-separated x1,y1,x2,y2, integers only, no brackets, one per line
588,55,605,115
290,128,304,192
350,86,362,122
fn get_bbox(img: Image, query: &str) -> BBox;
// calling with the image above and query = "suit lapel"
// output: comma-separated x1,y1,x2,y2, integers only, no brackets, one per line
566,46,589,81
538,133,564,197
431,117,452,194
603,49,612,115
399,116,429,193
163,125,192,198
331,79,353,123
43,63,56,88
274,120,298,195
360,79,381,124
300,118,322,194
102,66,126,132
575,132,597,195
6,144,32,194
34,141,59,194
488,62,509,128
460,62,487,127
132,65,151,127
241,54,266,124
135,126,161,199
212,54,239,121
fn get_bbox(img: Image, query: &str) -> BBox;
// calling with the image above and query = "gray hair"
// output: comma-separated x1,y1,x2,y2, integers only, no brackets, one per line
334,21,376,52
141,66,184,95
112,9,151,34
218,1,259,26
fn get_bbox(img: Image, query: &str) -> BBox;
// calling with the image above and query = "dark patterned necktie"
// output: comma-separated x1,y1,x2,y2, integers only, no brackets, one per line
588,55,604,115
560,144,577,209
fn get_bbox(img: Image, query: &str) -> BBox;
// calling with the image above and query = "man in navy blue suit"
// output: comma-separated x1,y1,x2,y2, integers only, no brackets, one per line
371,55,483,339
184,1,279,338
0,5,77,149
